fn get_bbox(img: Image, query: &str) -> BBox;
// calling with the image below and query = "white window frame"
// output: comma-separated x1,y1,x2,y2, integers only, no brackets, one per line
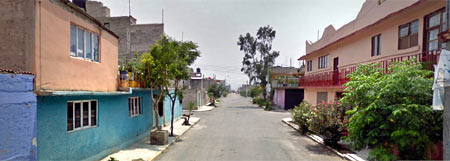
318,55,328,69
129,97,141,117
70,24,100,62
67,100,98,132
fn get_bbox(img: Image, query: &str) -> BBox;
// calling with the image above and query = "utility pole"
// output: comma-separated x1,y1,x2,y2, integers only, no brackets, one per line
444,0,450,159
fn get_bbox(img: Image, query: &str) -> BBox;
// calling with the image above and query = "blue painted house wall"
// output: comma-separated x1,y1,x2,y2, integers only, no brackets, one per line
37,89,183,161
162,94,183,124
0,74,37,161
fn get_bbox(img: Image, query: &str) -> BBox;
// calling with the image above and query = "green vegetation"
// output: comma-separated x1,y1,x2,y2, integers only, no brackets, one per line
237,25,280,99
207,83,227,106
341,60,443,160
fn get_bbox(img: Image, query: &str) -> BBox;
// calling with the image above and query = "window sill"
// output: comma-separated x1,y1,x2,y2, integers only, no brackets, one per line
130,114,141,118
70,56,100,63
68,125,97,133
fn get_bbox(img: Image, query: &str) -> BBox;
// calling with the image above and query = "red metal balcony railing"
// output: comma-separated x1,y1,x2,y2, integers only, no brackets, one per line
299,50,441,87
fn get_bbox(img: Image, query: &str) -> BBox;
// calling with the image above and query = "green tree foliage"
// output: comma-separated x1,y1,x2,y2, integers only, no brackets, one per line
249,85,262,98
341,60,443,160
139,35,200,131
207,83,226,106
238,25,280,99
164,39,200,136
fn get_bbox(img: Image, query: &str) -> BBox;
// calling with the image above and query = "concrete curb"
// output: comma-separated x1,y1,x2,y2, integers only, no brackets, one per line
281,118,366,161
150,118,201,161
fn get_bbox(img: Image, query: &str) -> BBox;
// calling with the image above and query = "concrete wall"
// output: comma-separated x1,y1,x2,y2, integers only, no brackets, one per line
130,24,164,56
85,1,164,64
86,1,110,18
0,0,36,72
95,16,133,62
273,88,285,109
37,90,153,161
0,74,37,161
34,1,119,92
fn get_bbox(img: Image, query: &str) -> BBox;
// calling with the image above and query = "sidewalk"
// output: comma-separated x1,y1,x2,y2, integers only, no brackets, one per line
282,118,367,161
100,117,200,161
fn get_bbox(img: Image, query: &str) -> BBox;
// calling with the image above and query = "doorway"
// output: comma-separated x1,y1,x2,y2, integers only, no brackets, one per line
333,57,339,85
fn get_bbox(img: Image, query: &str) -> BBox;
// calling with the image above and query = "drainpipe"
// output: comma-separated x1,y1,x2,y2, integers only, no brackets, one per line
444,0,450,159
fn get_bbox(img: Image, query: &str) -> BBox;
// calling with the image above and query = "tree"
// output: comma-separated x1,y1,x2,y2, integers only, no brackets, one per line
207,83,226,106
164,40,200,136
237,25,279,99
139,35,174,131
341,60,443,160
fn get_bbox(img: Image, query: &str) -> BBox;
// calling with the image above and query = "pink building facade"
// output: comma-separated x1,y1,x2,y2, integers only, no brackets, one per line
299,0,444,104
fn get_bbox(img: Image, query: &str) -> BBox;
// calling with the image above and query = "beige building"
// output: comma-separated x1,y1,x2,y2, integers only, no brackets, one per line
299,0,444,104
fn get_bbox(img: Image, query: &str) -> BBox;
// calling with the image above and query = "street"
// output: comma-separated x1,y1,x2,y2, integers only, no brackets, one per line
155,94,343,161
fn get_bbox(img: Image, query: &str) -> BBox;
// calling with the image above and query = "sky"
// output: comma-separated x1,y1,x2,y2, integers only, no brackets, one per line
96,0,365,90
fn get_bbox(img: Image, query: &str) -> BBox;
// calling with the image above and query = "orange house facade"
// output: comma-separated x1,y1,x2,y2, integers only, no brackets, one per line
299,0,445,104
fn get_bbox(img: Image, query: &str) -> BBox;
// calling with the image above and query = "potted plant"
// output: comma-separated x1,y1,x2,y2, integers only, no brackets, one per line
119,58,129,87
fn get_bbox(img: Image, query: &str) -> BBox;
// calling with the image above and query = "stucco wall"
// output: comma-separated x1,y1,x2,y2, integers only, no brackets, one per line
304,1,444,75
37,90,153,161
0,74,37,161
0,0,36,72
304,88,343,105
34,1,118,92
273,88,285,109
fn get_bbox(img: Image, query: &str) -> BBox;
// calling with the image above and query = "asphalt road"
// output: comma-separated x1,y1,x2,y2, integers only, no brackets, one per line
155,94,343,161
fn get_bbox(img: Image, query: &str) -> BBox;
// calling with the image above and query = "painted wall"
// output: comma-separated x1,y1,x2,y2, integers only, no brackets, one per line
301,1,444,105
37,90,153,161
162,94,183,125
34,1,119,92
272,88,285,109
0,74,37,161
304,88,343,105
304,1,444,75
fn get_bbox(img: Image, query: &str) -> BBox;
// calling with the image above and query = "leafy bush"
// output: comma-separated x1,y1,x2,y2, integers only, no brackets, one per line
264,101,272,111
240,90,247,97
342,60,443,160
292,102,313,134
308,101,350,147
249,86,262,98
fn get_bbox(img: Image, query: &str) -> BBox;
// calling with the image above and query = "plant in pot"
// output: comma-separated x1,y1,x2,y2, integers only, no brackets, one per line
119,58,129,88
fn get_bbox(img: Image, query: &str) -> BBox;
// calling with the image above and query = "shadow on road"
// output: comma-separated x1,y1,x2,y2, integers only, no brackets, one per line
229,106,262,110
305,144,338,156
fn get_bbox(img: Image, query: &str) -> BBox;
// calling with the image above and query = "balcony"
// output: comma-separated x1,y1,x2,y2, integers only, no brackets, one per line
299,50,441,88
272,77,300,88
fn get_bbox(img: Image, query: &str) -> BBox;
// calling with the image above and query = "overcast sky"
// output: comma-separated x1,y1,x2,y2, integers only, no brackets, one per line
95,0,365,90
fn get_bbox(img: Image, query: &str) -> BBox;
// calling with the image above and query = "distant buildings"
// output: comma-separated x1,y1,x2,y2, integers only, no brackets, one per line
0,0,180,160
85,0,164,63
299,0,443,104
182,68,219,109
271,66,304,110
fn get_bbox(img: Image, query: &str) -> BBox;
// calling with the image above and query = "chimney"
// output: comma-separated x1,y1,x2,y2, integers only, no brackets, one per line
72,0,86,10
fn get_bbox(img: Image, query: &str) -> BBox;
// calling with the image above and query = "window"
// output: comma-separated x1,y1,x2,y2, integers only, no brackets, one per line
67,100,97,132
318,55,328,69
371,34,381,56
70,24,100,62
307,60,313,72
104,22,110,29
317,92,328,104
398,20,418,50
129,97,142,117
425,9,447,51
